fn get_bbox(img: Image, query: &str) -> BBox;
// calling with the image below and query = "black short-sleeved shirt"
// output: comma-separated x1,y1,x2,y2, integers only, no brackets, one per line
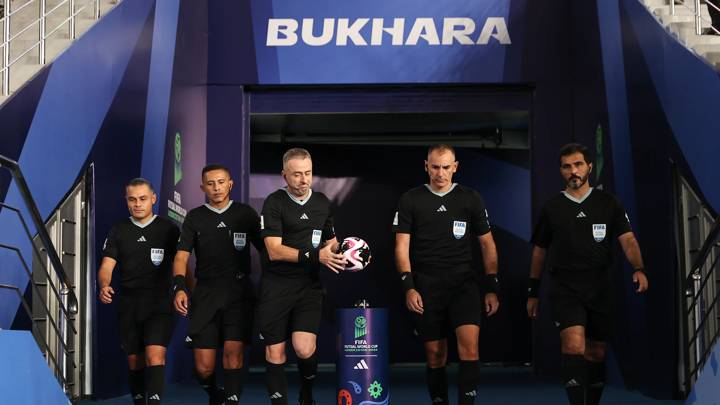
177,201,262,281
103,216,180,292
531,188,632,272
392,184,491,275
260,189,336,279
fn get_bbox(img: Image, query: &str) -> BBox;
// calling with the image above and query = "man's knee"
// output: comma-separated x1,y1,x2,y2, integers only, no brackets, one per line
457,341,479,360
293,341,316,359
425,342,448,368
266,344,287,364
144,346,166,366
560,327,586,355
585,341,606,362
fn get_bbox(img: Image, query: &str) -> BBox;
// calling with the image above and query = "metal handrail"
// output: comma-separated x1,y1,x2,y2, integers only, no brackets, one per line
669,0,720,36
685,217,720,285
0,202,73,323
0,283,68,389
45,6,86,40
0,154,78,315
682,214,720,393
0,242,77,337
1,0,119,96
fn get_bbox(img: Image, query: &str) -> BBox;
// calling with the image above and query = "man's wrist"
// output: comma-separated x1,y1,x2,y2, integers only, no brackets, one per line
173,275,188,295
400,272,415,292
298,249,320,265
528,277,541,298
485,273,500,295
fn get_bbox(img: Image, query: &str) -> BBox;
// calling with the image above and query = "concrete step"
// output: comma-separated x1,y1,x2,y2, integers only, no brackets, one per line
691,43,720,54
653,4,710,16
644,0,672,7
701,50,720,65
685,33,720,46
659,14,705,25
669,20,711,38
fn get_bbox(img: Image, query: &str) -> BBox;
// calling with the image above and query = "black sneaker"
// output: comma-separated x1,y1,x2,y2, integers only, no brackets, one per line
298,400,315,405
211,388,225,405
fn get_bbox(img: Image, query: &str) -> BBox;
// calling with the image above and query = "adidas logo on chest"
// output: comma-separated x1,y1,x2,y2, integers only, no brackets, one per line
217,221,227,228
576,211,587,218
436,205,447,212
137,236,147,242
300,213,309,220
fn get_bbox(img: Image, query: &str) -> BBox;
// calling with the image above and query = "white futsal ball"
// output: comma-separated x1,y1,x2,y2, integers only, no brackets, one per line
338,237,372,272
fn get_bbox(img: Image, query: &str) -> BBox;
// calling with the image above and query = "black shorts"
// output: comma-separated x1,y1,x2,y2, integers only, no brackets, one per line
256,275,324,346
186,275,255,349
412,272,483,342
117,292,176,355
549,273,613,341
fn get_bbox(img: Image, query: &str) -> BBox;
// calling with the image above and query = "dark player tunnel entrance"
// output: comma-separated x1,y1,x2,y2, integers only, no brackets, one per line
247,85,533,366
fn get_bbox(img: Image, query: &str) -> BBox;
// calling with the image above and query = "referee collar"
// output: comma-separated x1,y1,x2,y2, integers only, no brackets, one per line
204,200,233,214
130,215,157,229
285,188,313,206
425,183,457,197
562,187,593,204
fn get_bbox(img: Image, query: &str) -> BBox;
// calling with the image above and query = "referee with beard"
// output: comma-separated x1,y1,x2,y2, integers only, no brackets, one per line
527,143,648,405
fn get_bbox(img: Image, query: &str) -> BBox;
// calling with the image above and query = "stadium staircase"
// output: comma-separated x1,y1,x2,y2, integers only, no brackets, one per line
0,0,121,105
641,0,720,67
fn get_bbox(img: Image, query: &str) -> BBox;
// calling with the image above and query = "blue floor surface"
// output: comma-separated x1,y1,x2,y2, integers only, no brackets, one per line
79,366,682,404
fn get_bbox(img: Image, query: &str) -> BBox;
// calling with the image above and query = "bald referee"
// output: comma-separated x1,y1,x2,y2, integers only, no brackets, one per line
393,144,500,405
173,164,262,405
527,143,648,405
98,178,180,404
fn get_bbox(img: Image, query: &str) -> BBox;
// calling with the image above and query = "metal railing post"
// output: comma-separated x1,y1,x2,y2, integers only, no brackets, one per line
94,0,99,20
2,4,9,95
39,0,46,65
696,0,703,35
69,0,75,40
671,0,676,16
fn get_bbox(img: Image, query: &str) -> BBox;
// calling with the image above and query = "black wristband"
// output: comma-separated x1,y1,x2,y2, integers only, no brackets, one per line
298,249,320,265
400,272,415,292
528,277,541,298
173,275,187,295
485,273,500,295
633,268,645,274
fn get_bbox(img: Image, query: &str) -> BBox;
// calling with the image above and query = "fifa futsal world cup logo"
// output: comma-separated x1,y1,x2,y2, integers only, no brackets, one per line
354,316,367,339
174,132,182,186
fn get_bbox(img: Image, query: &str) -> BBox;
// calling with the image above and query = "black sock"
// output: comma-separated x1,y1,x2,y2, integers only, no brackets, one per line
224,368,244,405
586,361,606,405
145,365,164,404
458,360,480,405
297,353,318,403
129,369,145,405
426,366,449,405
265,362,288,405
196,372,222,403
561,354,586,405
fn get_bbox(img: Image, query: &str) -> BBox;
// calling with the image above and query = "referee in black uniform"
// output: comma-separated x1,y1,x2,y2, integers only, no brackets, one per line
258,148,345,405
527,143,648,405
393,144,500,405
98,178,180,405
172,164,262,405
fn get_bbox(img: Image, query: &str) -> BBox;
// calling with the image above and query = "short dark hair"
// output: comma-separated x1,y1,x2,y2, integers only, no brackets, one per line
282,148,312,169
202,164,231,178
126,177,154,193
558,143,592,165
427,144,456,159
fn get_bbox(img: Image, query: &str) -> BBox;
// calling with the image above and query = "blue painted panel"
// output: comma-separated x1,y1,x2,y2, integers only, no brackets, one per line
0,330,70,405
